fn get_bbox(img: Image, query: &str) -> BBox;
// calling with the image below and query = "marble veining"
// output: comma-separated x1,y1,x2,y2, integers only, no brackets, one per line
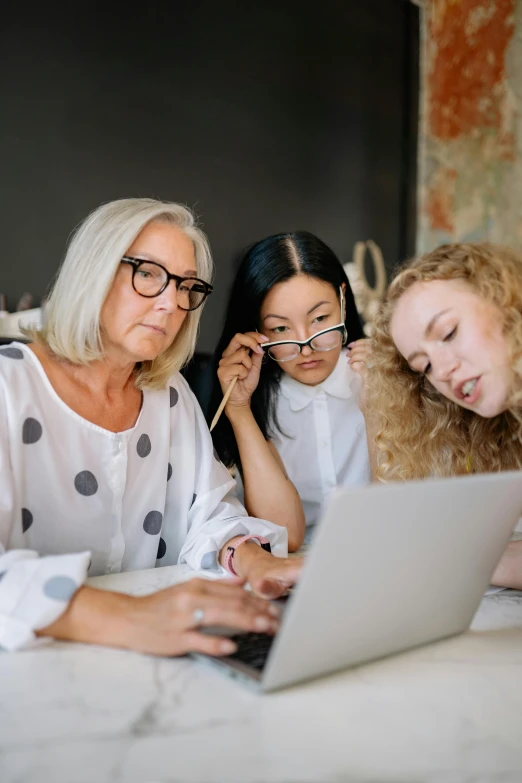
1,565,522,783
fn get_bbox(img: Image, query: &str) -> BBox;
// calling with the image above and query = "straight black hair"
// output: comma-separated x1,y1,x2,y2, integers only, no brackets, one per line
208,231,364,468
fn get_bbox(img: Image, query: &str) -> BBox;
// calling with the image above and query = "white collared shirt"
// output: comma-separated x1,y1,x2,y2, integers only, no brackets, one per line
271,349,370,533
234,349,371,536
0,343,287,651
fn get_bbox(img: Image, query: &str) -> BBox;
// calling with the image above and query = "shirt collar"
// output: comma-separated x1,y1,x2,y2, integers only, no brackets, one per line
279,349,356,412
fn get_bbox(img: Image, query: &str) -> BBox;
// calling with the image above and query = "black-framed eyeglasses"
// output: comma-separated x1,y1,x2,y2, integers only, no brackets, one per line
121,256,213,311
261,287,347,362
261,323,346,362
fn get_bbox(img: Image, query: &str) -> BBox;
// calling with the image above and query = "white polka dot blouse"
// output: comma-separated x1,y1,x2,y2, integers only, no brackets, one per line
0,343,288,651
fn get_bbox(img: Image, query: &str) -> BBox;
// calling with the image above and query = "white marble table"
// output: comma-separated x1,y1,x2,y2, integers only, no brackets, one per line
2,564,522,783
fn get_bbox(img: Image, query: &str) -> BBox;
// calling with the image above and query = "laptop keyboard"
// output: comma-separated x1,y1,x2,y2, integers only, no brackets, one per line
225,632,275,671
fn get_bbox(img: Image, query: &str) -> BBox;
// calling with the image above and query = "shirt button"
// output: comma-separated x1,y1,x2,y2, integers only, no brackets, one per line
321,440,328,448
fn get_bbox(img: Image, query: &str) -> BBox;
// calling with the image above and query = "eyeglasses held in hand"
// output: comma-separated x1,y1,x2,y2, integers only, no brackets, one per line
121,257,213,311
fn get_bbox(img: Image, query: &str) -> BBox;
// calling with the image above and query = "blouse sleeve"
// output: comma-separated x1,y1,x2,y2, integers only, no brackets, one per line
0,392,90,652
177,387,288,572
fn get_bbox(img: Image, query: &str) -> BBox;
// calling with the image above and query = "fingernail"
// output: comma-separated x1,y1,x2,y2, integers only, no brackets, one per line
220,640,237,654
268,604,280,617
347,342,354,347
254,616,271,631
256,346,265,354
259,335,269,342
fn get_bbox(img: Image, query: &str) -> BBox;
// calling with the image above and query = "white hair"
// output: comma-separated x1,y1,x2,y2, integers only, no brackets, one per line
31,198,213,390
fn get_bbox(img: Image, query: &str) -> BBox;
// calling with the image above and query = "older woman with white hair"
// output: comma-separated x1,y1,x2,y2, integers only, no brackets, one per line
0,198,300,657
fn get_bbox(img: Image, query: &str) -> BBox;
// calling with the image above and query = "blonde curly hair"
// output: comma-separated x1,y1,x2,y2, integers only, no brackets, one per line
367,242,522,481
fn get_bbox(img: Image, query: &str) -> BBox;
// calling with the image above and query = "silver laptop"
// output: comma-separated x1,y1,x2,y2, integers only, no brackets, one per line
194,471,522,692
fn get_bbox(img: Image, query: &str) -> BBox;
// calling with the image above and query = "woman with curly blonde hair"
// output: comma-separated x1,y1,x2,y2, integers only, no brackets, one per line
359,242,522,588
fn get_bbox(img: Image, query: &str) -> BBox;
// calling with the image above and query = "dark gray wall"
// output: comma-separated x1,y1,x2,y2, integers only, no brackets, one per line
0,0,418,352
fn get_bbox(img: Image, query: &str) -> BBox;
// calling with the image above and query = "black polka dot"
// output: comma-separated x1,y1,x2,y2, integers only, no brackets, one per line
157,537,167,559
167,462,172,481
136,434,152,458
21,508,33,532
22,418,42,444
0,347,24,359
43,575,78,601
169,387,179,408
143,510,163,535
74,470,98,496
190,493,197,508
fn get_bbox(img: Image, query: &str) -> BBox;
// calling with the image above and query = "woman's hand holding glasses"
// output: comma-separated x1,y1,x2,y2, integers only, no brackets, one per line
217,332,269,413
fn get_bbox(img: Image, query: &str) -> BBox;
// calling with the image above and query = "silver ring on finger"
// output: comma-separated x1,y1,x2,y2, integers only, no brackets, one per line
192,607,205,627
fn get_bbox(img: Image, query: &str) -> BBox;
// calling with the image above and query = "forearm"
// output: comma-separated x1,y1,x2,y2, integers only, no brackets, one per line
227,405,305,550
490,540,522,589
36,586,135,648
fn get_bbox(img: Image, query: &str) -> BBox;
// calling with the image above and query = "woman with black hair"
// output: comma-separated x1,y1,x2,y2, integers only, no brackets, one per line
209,231,371,551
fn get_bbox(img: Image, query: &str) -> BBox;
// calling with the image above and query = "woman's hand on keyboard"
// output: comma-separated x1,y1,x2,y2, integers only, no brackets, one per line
39,577,280,657
229,542,304,599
